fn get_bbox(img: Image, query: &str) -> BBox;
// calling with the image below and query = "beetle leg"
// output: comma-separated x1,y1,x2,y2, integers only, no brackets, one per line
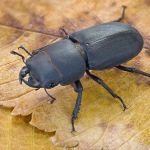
86,69,127,110
114,6,126,22
116,65,150,77
44,88,56,104
71,80,83,132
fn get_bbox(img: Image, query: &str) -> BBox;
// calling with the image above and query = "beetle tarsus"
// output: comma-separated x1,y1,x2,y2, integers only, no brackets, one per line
115,95,128,111
71,80,83,132
44,88,56,103
71,116,77,133
49,98,56,104
86,69,127,110
116,65,150,77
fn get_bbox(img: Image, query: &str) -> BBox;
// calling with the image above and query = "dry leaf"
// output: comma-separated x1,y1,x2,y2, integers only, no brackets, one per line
0,0,150,150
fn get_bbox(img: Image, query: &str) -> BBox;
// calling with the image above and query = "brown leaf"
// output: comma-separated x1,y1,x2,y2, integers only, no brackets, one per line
0,0,150,150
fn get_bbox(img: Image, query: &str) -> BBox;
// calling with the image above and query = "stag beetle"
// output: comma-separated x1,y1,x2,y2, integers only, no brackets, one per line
11,6,149,132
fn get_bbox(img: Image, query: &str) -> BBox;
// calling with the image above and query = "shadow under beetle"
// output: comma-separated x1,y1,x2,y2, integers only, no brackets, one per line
11,6,150,132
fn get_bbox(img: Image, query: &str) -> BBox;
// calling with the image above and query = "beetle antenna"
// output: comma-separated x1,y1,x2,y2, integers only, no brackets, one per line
44,88,56,104
18,45,32,56
10,51,25,63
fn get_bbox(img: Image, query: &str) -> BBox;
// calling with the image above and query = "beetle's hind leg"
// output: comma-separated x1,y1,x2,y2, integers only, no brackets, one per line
71,80,83,132
86,69,127,110
114,6,126,22
116,65,150,77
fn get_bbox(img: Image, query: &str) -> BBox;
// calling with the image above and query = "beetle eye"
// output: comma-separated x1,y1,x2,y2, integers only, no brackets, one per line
49,83,53,87
48,83,55,88
45,81,58,89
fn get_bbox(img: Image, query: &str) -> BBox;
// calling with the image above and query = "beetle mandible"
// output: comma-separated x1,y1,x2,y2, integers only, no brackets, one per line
11,6,149,132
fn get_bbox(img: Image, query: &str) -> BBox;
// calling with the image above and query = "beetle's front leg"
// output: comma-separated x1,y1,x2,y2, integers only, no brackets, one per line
44,88,56,104
71,80,83,132
86,69,127,110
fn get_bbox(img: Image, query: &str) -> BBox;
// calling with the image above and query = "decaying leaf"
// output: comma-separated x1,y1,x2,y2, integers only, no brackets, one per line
0,0,150,150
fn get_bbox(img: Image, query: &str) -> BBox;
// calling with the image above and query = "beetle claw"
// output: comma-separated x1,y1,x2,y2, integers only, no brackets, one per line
19,66,29,84
123,105,128,111
71,115,77,133
19,66,40,88
71,127,77,133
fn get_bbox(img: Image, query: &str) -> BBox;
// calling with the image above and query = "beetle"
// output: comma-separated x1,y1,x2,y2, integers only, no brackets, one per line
10,6,150,132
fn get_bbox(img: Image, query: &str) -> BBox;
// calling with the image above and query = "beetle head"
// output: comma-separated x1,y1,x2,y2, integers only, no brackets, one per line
11,48,60,100
11,49,60,89
19,63,60,89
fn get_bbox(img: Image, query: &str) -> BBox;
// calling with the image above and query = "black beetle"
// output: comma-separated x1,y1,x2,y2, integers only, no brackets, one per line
11,6,150,132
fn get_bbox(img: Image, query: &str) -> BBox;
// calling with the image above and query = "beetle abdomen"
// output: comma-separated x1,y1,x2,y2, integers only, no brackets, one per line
71,22,143,70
